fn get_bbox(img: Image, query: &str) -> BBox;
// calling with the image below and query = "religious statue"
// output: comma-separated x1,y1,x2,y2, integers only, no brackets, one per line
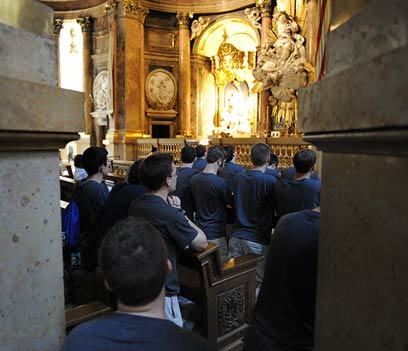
244,7,262,29
190,16,211,40
252,11,312,134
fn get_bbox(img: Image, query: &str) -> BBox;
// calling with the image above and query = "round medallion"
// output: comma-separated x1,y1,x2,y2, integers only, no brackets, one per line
145,69,177,110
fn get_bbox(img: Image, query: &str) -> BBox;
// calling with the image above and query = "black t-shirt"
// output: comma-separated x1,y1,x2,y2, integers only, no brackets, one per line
172,166,199,221
128,194,198,294
62,313,215,351
244,209,320,351
190,172,232,239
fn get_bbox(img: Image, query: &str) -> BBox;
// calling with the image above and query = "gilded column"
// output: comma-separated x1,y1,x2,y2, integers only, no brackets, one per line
306,0,318,65
177,12,193,136
53,19,63,87
77,16,94,139
257,0,273,134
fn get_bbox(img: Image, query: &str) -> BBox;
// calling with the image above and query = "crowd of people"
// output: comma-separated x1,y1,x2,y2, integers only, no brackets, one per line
62,143,321,351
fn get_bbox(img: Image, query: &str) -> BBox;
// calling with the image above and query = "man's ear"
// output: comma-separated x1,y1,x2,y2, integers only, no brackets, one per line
166,259,173,276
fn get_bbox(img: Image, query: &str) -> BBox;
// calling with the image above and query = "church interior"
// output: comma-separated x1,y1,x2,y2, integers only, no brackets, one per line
1,0,408,349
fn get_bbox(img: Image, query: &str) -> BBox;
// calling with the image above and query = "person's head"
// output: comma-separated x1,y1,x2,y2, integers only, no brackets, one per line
195,144,206,158
269,153,279,168
180,145,196,164
127,159,142,184
206,145,226,167
293,149,316,174
99,217,168,307
223,145,235,163
140,152,176,192
74,154,83,168
82,147,108,176
250,143,271,167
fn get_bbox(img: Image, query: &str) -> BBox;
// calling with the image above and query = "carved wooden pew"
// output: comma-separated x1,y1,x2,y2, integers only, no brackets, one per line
60,176,76,202
65,301,112,331
177,242,261,350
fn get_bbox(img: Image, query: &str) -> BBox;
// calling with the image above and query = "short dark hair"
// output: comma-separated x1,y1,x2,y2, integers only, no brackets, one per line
127,159,142,184
74,154,83,168
293,149,316,173
99,217,167,306
181,146,196,163
82,147,108,175
223,145,235,163
251,143,270,167
140,152,173,191
269,153,279,167
206,145,225,164
195,144,206,158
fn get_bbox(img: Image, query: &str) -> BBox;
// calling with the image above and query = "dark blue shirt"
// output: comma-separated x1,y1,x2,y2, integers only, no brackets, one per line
232,169,277,245
192,158,206,171
274,178,320,219
190,172,232,240
264,167,280,180
244,209,320,351
128,194,198,294
62,313,215,351
172,166,199,221
281,166,320,180
220,162,244,193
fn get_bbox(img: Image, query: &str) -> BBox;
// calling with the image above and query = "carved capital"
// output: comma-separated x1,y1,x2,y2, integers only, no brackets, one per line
105,0,119,16
256,0,272,15
77,16,93,32
177,12,193,29
53,18,64,35
122,0,149,23
135,5,149,24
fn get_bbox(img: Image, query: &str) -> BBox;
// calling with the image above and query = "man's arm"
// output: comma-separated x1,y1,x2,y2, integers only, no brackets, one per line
186,217,208,251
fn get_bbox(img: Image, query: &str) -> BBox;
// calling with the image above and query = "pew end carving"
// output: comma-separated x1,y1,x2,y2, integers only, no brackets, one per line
178,242,261,349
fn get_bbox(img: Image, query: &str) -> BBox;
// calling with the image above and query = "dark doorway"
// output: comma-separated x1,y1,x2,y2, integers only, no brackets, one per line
152,124,170,138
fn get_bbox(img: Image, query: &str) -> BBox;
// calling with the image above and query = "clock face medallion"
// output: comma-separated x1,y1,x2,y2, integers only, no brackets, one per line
146,69,177,110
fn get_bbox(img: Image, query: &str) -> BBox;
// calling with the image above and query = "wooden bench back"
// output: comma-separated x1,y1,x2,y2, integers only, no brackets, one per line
178,242,261,349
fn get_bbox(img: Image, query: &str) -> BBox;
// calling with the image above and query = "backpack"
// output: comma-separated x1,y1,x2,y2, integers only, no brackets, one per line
61,200,80,248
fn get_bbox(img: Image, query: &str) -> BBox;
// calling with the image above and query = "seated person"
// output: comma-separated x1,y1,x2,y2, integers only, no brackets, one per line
193,144,207,171
73,154,88,181
62,217,215,351
264,153,280,179
170,146,199,221
274,149,320,220
244,208,320,351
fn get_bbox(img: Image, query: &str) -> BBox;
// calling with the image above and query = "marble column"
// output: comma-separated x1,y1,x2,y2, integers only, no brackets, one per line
257,0,272,134
105,0,148,160
177,12,193,136
298,1,408,350
77,16,95,141
0,0,84,349
53,18,63,87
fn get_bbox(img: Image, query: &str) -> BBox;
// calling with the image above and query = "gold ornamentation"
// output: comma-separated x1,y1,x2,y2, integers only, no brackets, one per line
53,18,64,35
177,12,193,29
135,5,149,24
77,16,92,32
252,11,312,134
256,0,273,14
105,0,118,16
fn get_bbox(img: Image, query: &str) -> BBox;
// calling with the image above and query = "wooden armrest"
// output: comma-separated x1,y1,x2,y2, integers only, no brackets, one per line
65,301,112,329
188,242,219,260
221,253,262,278
60,176,76,184
60,200,69,210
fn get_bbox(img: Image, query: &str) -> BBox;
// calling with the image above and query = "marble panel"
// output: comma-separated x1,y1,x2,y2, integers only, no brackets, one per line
0,151,65,351
326,0,408,77
0,75,84,133
298,46,408,133
0,23,57,86
315,152,408,351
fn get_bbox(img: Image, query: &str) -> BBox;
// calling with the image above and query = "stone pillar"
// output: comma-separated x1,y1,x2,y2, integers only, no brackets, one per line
257,0,272,134
77,16,95,141
298,1,408,350
105,0,148,160
53,18,63,87
177,12,192,136
0,0,84,349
